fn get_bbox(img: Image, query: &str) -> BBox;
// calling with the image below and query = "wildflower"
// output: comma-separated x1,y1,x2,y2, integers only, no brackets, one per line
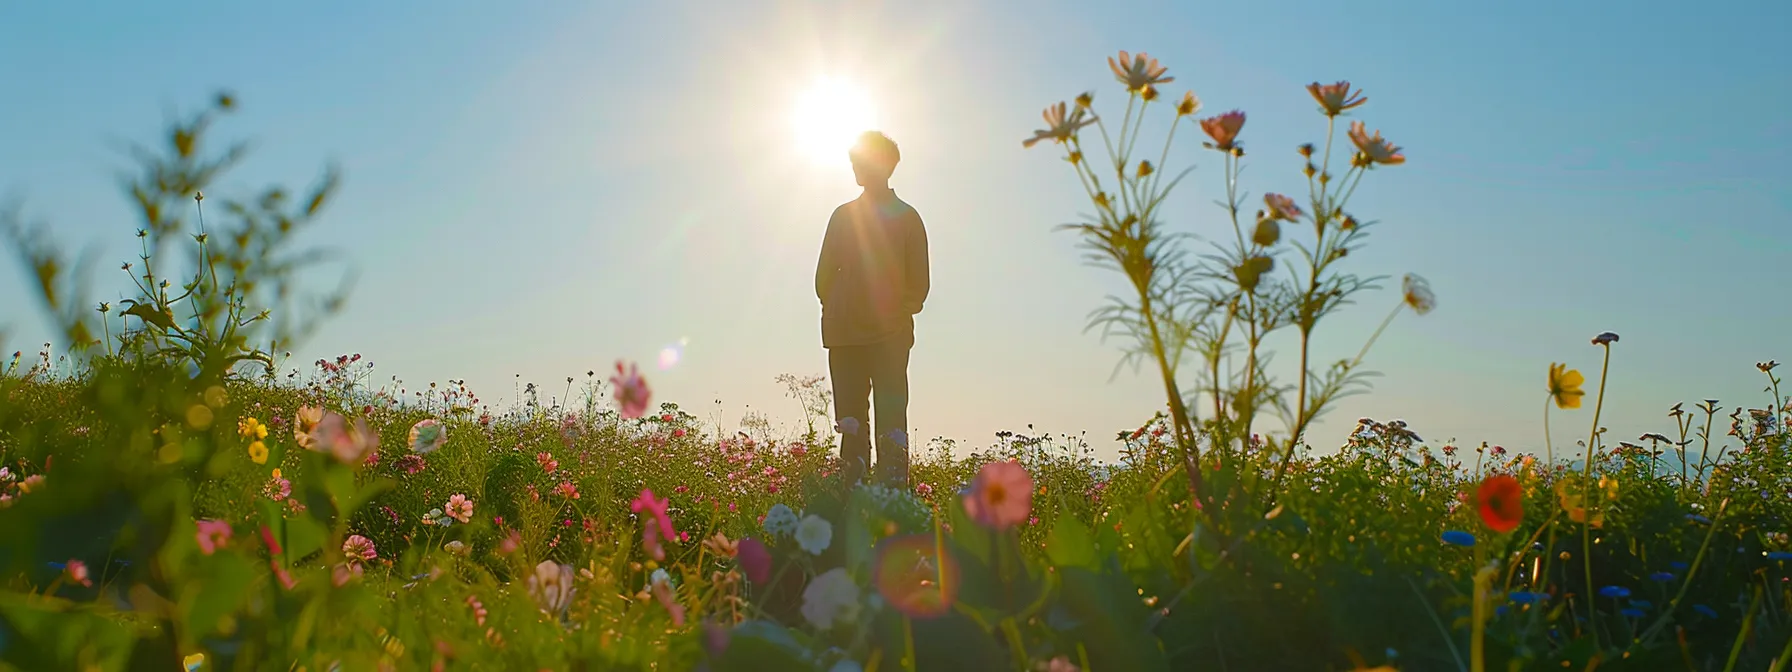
650,569,686,627
737,537,772,583
795,514,834,555
630,489,676,543
915,482,933,497
63,559,90,587
1440,530,1477,547
342,535,378,564
19,474,43,493
1694,604,1718,618
1346,120,1404,165
1760,361,1780,373
1263,193,1302,222
1556,481,1604,527
238,417,268,440
1548,363,1585,410
1620,607,1644,618
1591,331,1620,346
397,454,427,475
610,360,652,419
1107,50,1173,92
497,529,522,555
1306,80,1367,116
1508,591,1549,604
527,561,577,616
294,406,324,449
1199,111,1246,152
466,595,488,626
309,411,378,465
247,440,268,465
536,451,558,473
1767,551,1792,561
332,562,362,587
1176,90,1201,116
408,419,447,454
445,494,474,524
836,417,862,436
551,481,579,499
444,540,469,556
1475,474,1523,533
963,460,1034,531
1401,274,1436,315
762,503,800,537
196,520,232,555
801,568,861,630
873,534,960,619
1022,102,1096,148
703,532,737,559
1598,585,1630,599
1669,561,1690,571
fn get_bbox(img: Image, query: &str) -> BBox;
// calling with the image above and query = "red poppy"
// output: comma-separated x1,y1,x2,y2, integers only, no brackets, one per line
1475,474,1524,533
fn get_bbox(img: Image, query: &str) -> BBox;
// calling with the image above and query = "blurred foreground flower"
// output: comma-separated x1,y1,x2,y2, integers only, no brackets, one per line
195,520,232,555
309,411,378,464
409,418,447,454
610,360,652,419
1475,474,1523,533
528,561,577,616
795,515,834,555
737,538,771,583
801,568,860,630
963,460,1034,530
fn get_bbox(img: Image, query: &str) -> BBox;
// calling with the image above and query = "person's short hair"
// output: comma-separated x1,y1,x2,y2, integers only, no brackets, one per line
849,131,900,173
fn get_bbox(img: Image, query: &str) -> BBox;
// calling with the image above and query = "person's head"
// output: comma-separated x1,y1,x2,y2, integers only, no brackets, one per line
848,131,900,187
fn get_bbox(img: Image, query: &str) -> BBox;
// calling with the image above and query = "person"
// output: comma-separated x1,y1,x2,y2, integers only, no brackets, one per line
814,130,929,487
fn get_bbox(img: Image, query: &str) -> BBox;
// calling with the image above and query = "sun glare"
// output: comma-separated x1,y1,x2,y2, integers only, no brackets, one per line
791,78,877,165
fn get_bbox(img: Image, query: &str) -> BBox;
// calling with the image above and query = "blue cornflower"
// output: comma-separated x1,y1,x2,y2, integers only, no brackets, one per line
1650,571,1676,582
1766,551,1792,561
1669,561,1690,570
1686,514,1711,524
1620,608,1645,618
1441,530,1477,547
1629,600,1652,609
1694,604,1718,618
1599,585,1631,599
1509,591,1550,605
1495,605,1509,617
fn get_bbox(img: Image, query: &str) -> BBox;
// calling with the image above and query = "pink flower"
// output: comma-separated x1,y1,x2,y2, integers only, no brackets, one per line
446,494,475,524
962,460,1034,531
64,559,91,587
610,360,652,419
397,454,427,475
915,482,933,497
497,529,522,556
332,562,363,587
196,520,233,555
342,534,378,564
630,489,675,543
737,538,772,584
651,572,686,627
555,481,580,499
309,411,379,465
536,451,558,474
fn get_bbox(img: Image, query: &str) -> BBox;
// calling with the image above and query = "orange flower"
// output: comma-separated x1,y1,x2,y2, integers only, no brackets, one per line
1305,81,1366,116
1475,474,1523,533
1199,111,1246,152
1347,120,1404,165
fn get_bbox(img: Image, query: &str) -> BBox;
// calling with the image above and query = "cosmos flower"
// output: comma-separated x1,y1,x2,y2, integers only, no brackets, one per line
1347,120,1404,165
1548,364,1585,410
1402,274,1436,315
310,411,378,465
528,560,577,616
342,534,378,564
1022,101,1096,149
445,494,474,524
1107,50,1173,92
1305,80,1367,116
737,538,771,584
196,520,232,555
610,360,652,419
1199,111,1246,152
962,460,1033,531
408,419,447,454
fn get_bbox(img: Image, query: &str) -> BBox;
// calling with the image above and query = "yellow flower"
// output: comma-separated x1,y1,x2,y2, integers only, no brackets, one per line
1176,90,1201,117
238,417,267,440
248,441,268,465
184,652,205,670
1556,480,1604,528
1548,363,1585,410
272,468,282,480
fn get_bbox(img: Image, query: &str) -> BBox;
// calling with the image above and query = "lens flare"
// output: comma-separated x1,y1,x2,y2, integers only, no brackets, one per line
657,337,689,371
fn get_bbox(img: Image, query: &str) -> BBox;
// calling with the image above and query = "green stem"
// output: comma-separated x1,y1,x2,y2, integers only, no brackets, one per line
1543,396,1554,467
1723,586,1763,672
1579,344,1614,650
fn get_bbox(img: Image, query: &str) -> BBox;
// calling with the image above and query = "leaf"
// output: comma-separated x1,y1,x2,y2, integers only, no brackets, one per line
1045,516,1100,571
1055,566,1171,672
0,591,135,670
180,553,256,638
713,619,816,671
284,513,327,563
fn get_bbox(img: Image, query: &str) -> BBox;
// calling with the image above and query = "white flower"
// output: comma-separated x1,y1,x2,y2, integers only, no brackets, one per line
650,568,671,588
800,568,860,630
527,560,577,616
795,514,833,555
763,503,800,537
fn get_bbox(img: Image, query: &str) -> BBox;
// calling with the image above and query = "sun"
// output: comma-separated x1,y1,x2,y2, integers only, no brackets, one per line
791,77,878,165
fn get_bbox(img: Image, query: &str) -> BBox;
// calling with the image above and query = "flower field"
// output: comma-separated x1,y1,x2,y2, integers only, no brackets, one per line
3,50,1791,671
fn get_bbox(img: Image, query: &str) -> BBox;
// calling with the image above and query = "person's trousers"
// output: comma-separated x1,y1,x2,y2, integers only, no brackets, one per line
827,332,913,487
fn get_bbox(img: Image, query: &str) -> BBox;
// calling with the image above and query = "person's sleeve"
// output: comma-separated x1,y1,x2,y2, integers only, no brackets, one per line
816,209,838,304
905,210,929,315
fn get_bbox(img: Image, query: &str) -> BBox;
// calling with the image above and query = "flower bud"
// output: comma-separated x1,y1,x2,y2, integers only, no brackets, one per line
1252,218,1281,247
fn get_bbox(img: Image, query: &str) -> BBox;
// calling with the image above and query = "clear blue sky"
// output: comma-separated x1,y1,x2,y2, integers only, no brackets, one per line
3,1,1788,462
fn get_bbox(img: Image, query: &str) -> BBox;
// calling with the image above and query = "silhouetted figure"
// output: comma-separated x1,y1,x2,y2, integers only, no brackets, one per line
815,131,928,487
